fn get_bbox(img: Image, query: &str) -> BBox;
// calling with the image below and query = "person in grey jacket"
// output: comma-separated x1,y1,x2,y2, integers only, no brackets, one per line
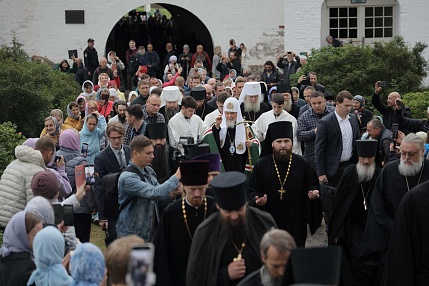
116,135,181,242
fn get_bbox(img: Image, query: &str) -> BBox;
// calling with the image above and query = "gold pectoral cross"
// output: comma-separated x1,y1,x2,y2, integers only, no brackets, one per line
278,189,285,200
233,254,242,261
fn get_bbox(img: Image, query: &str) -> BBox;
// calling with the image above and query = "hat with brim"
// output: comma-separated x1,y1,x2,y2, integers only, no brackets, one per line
356,139,378,158
193,153,221,172
145,122,168,139
180,160,209,186
260,121,293,157
211,171,247,210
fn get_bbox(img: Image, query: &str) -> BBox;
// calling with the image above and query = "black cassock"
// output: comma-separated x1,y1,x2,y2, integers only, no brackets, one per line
186,207,277,286
248,154,322,246
360,159,429,266
328,164,381,285
383,180,429,286
154,197,215,286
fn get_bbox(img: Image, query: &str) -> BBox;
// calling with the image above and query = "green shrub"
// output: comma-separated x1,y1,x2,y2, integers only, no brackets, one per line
401,91,429,119
0,122,26,176
0,35,80,138
290,36,428,107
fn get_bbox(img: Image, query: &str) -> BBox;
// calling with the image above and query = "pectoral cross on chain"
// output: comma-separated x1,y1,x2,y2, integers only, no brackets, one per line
278,189,285,200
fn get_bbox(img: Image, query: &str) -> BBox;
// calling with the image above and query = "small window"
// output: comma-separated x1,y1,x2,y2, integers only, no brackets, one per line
328,7,358,39
364,6,394,38
65,10,85,24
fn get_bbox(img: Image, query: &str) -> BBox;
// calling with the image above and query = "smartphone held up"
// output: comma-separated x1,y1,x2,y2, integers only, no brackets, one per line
126,244,156,286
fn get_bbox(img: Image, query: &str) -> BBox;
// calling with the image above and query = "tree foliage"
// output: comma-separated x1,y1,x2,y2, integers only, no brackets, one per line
0,122,26,176
0,35,80,138
290,36,428,112
401,91,429,119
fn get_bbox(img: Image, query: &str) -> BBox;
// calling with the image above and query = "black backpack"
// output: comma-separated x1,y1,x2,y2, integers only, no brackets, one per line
102,165,146,220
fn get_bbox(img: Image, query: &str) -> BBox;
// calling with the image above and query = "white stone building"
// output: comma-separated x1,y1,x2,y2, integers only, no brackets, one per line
0,0,427,78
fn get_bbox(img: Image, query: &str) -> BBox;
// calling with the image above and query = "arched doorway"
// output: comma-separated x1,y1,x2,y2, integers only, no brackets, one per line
105,3,213,88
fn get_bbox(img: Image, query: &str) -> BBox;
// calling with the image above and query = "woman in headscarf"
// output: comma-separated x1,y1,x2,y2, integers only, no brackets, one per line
57,129,95,243
70,243,106,286
27,226,73,286
79,80,96,101
0,211,43,286
40,109,69,147
64,102,85,131
24,196,55,226
79,108,107,164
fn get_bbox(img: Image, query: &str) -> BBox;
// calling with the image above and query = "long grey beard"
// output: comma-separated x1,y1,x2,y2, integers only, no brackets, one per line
260,266,283,286
283,101,292,112
356,162,376,183
398,158,423,177
244,100,260,113
165,106,179,121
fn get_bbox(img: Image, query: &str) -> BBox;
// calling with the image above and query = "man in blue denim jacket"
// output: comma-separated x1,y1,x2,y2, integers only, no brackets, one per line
116,135,181,241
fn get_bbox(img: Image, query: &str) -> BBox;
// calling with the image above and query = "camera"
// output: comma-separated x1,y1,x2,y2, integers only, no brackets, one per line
52,204,74,226
377,81,387,87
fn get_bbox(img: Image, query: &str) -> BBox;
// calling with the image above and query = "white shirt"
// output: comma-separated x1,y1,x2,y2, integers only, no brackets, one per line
253,110,302,155
204,109,221,128
335,111,353,162
168,112,207,154
110,145,126,166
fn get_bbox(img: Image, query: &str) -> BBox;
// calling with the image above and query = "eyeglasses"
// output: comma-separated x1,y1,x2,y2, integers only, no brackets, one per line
88,107,96,111
401,151,419,158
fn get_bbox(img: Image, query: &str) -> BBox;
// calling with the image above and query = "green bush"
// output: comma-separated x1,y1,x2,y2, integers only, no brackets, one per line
0,35,80,138
0,122,26,176
402,91,429,119
290,36,428,112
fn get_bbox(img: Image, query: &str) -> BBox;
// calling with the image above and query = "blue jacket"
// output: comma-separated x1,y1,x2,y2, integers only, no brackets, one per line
116,162,179,241
79,115,106,164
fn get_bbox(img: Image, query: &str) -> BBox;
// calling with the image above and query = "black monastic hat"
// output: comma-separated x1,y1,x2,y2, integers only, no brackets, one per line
190,86,206,100
145,122,167,139
180,160,210,186
211,171,247,210
193,153,221,172
187,144,210,159
260,121,293,157
356,139,378,158
277,83,291,94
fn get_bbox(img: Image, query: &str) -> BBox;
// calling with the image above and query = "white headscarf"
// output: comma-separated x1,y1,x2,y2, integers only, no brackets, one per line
238,82,263,105
160,86,182,107
220,97,246,154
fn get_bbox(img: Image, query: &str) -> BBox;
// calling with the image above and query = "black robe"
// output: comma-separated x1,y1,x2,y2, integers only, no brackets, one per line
360,159,429,266
212,126,248,172
383,180,429,286
154,197,215,286
248,154,322,246
186,207,277,286
240,102,271,122
195,102,214,121
328,164,381,285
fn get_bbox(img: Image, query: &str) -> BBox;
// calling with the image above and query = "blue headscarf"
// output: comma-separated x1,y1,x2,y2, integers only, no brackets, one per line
25,196,55,225
27,226,73,286
0,211,33,257
70,243,105,286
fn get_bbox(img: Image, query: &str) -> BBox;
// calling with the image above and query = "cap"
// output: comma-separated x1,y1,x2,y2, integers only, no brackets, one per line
260,121,293,157
187,144,210,159
31,171,59,199
190,86,206,101
353,95,365,108
180,160,210,186
145,122,168,139
211,171,247,210
193,153,221,172
356,139,378,158
87,38,94,43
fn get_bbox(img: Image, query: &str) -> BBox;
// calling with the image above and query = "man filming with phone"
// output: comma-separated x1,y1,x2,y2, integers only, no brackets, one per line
372,81,412,131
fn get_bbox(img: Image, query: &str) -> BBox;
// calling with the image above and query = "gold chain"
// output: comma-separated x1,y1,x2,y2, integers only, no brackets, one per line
182,197,207,240
232,241,246,261
273,153,293,200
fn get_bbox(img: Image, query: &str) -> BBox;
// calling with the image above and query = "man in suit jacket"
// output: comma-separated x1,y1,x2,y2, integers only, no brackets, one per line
94,122,131,246
315,91,361,225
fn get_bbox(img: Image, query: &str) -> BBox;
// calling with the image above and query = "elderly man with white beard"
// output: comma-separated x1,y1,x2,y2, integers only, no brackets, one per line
328,139,381,285
159,86,182,123
359,133,429,284
239,82,270,122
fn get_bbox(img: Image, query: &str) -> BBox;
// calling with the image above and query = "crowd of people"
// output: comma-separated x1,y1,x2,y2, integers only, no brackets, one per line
1,34,429,286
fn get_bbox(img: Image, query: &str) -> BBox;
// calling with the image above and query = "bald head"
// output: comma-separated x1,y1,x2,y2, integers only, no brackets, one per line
387,92,401,108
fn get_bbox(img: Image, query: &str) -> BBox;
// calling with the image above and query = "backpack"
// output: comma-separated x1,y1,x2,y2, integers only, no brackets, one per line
102,165,146,219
